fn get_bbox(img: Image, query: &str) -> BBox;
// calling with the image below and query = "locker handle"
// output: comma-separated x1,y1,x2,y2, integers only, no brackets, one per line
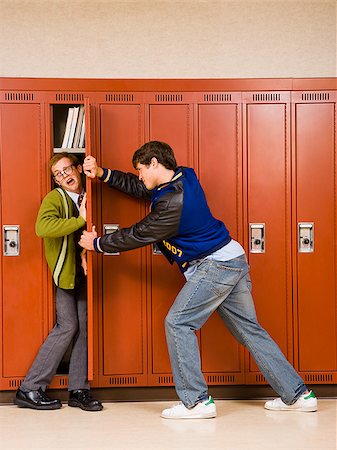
3,225,20,256
298,223,314,253
249,224,265,253
152,243,162,255
103,224,120,255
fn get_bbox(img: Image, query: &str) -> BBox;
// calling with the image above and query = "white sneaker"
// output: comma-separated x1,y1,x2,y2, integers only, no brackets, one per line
161,396,217,419
264,391,317,412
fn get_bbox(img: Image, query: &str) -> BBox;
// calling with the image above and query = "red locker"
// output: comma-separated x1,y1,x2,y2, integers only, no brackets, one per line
243,93,293,383
198,100,245,384
148,102,193,385
98,103,148,386
293,92,337,383
0,103,46,389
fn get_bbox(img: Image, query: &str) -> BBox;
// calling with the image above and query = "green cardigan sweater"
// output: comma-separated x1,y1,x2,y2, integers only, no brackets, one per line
35,188,86,289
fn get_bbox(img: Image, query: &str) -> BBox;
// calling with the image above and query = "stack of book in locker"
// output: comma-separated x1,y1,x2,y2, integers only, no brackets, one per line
61,105,85,149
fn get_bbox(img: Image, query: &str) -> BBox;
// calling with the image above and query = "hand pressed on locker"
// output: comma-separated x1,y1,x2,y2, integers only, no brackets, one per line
79,225,97,251
83,155,103,179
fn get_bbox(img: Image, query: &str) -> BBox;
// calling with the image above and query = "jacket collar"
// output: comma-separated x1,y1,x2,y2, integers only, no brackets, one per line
156,168,183,191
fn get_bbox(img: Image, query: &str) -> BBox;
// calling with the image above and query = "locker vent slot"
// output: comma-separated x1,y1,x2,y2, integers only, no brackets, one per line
255,374,266,383
8,379,23,388
252,93,281,102
301,92,330,101
154,94,183,102
304,373,333,383
158,376,174,384
106,93,134,102
4,92,34,101
109,376,138,385
55,93,84,102
204,93,232,102
57,377,68,386
207,374,235,384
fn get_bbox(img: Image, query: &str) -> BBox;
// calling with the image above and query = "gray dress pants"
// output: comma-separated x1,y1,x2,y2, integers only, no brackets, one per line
20,281,89,392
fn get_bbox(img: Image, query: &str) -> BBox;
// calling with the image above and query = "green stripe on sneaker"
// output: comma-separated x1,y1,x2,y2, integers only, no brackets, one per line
304,391,316,400
205,396,215,405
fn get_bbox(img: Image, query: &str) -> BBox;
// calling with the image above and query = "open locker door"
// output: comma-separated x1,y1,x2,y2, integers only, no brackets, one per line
84,98,94,380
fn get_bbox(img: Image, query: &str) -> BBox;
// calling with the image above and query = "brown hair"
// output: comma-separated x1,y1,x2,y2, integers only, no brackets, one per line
132,141,178,171
49,152,80,173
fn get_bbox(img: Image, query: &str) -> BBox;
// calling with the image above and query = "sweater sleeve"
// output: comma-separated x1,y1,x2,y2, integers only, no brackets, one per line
35,191,86,238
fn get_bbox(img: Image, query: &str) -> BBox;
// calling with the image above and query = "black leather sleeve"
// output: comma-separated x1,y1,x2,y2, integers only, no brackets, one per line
105,169,152,200
98,190,183,253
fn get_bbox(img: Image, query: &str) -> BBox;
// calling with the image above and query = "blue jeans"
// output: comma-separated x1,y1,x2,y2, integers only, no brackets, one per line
165,254,307,408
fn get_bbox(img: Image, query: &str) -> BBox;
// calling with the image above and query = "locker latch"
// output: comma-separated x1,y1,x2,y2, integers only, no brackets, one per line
3,225,20,256
298,223,314,253
103,224,120,255
249,223,265,253
152,243,162,255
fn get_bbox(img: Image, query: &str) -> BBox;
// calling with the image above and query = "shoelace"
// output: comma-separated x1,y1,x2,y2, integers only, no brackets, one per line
38,388,52,401
75,390,92,402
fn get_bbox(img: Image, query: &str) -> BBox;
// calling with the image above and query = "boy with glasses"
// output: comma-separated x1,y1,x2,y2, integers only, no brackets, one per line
14,152,102,412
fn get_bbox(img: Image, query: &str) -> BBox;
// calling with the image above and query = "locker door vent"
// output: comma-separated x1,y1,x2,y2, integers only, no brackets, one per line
106,93,134,102
204,93,232,102
206,374,235,384
7,379,23,388
252,93,281,102
57,377,68,386
157,375,174,384
55,93,84,102
4,92,34,101
304,373,333,383
109,376,138,385
255,374,266,383
301,92,330,101
154,94,183,102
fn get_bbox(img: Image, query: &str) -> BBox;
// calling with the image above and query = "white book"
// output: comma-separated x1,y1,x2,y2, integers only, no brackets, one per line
79,118,85,148
67,106,79,148
61,107,74,148
73,105,85,148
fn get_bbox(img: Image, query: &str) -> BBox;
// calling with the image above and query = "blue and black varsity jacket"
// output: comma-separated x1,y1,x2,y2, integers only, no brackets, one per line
93,167,231,272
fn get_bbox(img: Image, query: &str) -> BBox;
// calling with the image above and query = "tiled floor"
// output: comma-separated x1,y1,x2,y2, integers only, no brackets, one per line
0,399,336,450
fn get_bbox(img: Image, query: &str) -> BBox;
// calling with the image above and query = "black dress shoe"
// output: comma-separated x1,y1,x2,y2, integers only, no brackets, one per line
68,389,103,411
14,388,62,410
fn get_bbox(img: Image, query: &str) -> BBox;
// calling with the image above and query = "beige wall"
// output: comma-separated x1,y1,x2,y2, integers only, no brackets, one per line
0,0,336,78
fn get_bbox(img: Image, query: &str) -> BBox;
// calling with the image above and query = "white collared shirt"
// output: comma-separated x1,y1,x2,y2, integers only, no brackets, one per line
66,190,83,211
184,239,245,281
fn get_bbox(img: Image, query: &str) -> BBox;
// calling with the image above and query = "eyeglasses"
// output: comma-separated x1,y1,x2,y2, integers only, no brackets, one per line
53,164,75,181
